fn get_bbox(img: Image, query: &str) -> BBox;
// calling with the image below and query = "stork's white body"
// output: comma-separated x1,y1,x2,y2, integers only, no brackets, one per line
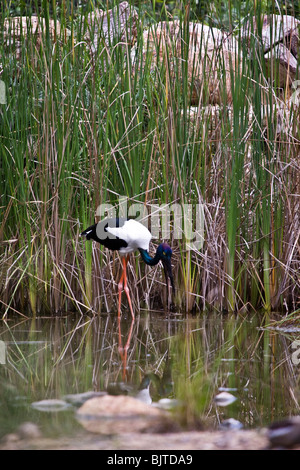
106,219,152,254
81,217,174,318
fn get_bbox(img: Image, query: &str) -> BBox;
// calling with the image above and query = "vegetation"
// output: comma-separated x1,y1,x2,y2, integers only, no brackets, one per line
0,0,299,317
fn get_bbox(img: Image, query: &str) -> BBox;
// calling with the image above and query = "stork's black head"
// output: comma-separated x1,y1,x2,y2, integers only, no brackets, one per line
157,243,175,294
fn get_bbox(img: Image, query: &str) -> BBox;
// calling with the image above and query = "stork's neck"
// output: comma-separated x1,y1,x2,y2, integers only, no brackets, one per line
139,248,161,266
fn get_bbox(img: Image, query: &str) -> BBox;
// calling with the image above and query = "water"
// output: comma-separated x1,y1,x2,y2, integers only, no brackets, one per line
0,312,299,439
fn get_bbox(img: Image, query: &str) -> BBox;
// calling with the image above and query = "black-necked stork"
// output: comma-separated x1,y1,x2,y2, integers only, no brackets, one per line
81,218,174,318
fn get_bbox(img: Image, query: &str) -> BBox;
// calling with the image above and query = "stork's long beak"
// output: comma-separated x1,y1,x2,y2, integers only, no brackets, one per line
162,258,175,295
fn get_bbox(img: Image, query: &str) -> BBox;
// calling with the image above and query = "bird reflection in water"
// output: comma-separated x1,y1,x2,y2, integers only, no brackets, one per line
117,315,134,381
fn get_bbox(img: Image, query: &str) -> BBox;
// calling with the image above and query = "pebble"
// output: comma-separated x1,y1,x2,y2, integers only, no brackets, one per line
214,391,237,407
31,399,72,412
64,391,107,406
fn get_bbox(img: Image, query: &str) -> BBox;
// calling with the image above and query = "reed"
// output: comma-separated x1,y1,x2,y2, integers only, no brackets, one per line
0,0,299,317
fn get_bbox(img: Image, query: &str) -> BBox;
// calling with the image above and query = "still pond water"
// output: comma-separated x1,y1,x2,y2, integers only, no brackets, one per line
0,311,299,438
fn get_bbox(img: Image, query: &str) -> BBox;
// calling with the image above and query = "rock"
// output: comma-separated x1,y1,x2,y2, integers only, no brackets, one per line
214,391,237,407
265,42,298,78
31,399,72,412
3,16,70,59
3,3,138,61
242,14,300,56
64,391,107,407
242,14,300,101
219,418,243,431
268,416,300,448
1,433,20,450
84,1,139,53
264,42,298,100
131,20,242,106
17,422,42,440
76,394,177,434
154,398,181,410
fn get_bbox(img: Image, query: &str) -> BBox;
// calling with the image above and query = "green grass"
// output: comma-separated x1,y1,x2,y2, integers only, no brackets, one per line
0,0,299,317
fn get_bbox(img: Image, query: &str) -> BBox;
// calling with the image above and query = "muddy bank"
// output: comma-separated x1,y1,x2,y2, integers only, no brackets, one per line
0,428,280,450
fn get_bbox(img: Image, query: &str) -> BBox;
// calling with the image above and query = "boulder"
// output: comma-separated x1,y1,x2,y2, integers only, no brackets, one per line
76,394,177,434
3,15,70,59
242,15,300,100
3,2,138,60
131,20,242,105
242,14,299,57
84,1,139,53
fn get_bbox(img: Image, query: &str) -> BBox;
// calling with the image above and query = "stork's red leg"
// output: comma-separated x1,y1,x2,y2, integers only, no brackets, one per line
117,261,125,319
122,256,135,320
117,256,134,379
117,256,134,319
118,317,134,380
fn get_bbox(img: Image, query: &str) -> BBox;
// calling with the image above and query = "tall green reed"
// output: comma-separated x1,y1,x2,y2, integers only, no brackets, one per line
0,1,299,316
